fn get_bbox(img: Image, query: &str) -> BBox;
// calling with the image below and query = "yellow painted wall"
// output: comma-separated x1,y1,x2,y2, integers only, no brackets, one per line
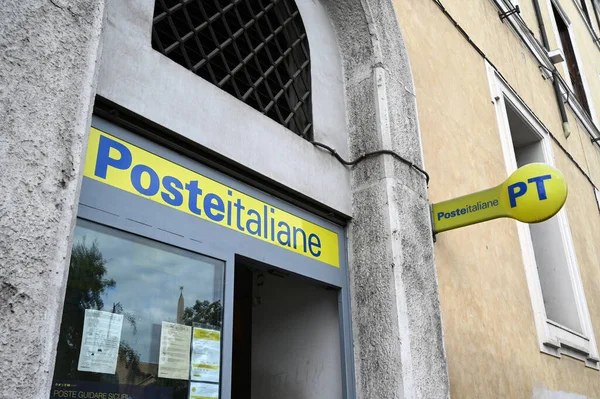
393,0,600,397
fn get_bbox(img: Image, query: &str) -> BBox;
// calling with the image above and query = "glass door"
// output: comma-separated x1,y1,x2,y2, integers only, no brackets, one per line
51,218,225,399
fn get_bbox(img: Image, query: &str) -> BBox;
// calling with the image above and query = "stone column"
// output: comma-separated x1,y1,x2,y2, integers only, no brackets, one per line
323,0,450,397
0,0,106,396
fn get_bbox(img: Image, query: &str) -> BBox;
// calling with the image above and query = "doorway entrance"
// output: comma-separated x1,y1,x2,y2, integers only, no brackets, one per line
49,117,354,398
232,258,343,399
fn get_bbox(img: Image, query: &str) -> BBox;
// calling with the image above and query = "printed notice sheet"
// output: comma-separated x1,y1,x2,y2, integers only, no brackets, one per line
158,321,192,380
189,382,219,399
190,327,221,383
77,309,123,374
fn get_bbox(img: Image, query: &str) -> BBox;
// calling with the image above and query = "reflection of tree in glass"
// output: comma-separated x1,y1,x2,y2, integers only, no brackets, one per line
53,238,141,384
111,302,141,383
117,341,141,384
54,238,116,379
112,302,137,335
181,300,223,329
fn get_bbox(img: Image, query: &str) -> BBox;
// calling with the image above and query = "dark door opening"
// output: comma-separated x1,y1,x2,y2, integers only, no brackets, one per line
232,258,344,399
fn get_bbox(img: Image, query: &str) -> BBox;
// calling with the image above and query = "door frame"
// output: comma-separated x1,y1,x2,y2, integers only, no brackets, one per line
70,116,356,398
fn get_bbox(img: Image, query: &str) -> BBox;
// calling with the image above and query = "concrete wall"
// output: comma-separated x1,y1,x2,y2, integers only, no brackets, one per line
320,1,451,397
0,0,106,397
393,0,600,397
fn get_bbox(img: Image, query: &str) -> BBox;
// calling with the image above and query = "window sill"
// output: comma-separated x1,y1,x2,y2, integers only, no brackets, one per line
542,320,600,369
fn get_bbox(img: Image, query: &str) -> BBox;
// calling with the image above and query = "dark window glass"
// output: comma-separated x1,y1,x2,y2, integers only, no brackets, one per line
554,6,591,116
152,0,313,140
51,219,224,399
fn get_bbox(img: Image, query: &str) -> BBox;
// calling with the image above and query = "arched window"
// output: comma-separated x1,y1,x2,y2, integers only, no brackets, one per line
152,0,313,139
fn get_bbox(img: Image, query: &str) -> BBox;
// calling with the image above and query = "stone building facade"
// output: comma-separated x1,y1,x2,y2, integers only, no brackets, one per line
4,0,600,398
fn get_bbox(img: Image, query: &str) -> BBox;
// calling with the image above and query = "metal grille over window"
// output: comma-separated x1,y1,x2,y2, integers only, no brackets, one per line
152,0,313,139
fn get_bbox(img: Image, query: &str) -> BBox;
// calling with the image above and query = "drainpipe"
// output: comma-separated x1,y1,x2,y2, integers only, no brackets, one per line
532,0,571,138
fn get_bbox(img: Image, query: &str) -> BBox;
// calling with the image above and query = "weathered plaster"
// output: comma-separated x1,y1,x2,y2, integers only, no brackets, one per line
0,0,106,396
394,0,600,397
323,1,450,397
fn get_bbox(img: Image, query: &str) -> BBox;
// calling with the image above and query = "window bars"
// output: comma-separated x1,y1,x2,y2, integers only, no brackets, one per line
152,0,313,139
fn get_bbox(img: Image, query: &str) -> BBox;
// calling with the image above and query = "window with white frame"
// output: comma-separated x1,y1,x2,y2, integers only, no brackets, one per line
549,1,592,116
487,63,599,368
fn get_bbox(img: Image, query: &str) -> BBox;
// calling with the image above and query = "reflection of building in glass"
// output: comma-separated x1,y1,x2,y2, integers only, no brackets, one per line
177,286,184,325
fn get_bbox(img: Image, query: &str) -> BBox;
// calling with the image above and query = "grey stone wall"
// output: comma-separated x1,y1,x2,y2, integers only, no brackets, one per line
322,0,451,397
0,0,106,397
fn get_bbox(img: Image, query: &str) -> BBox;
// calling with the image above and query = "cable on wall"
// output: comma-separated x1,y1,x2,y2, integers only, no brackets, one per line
306,0,593,192
310,141,430,184
431,0,598,190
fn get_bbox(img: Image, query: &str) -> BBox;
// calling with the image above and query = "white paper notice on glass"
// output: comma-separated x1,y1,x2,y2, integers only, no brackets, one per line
158,321,192,380
190,327,221,383
77,309,123,374
189,381,219,399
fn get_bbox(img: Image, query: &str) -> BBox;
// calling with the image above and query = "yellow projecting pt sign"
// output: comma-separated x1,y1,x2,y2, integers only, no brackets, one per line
84,128,340,268
432,163,568,234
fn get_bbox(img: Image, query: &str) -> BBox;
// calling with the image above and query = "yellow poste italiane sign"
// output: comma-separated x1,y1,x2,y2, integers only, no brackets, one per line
84,128,340,268
432,163,568,233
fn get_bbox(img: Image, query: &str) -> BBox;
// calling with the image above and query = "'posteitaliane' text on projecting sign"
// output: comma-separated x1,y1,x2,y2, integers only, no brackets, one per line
432,163,568,234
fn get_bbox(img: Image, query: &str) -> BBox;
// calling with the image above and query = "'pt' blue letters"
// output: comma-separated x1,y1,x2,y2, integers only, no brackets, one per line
527,174,551,201
508,181,527,208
